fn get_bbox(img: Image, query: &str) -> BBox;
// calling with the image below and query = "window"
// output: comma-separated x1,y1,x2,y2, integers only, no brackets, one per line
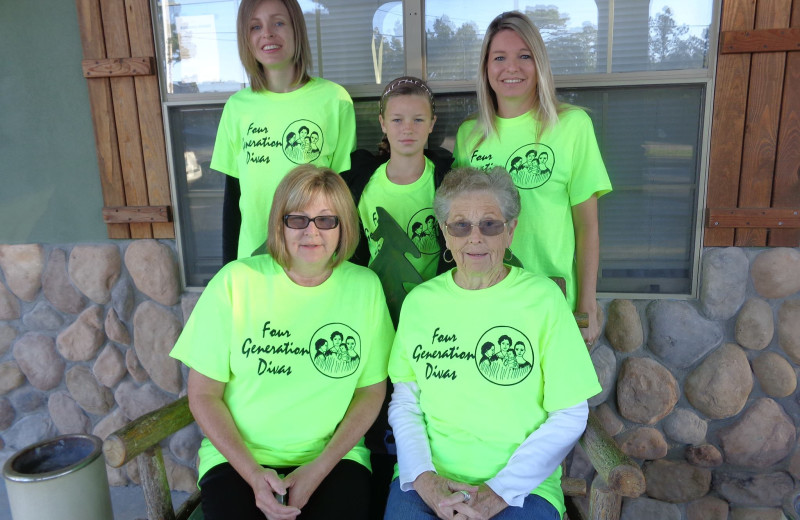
154,0,717,294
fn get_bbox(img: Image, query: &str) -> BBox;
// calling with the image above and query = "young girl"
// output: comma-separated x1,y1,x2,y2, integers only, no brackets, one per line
453,11,612,346
213,0,356,263
341,77,452,518
342,76,453,326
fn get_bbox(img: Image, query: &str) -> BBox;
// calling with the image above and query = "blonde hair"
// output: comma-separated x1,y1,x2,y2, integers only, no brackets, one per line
471,11,568,150
267,165,359,269
236,0,312,92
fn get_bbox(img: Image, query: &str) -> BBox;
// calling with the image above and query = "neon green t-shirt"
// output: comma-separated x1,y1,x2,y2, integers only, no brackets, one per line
388,266,601,515
453,109,612,309
211,77,357,259
357,158,440,323
170,255,394,482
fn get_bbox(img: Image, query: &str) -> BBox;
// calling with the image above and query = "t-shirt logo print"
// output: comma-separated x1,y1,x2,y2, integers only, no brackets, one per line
475,326,533,385
310,323,361,378
282,120,324,164
506,144,554,190
407,208,441,256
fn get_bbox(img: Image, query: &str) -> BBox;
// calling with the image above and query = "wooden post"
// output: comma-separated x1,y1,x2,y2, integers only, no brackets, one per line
589,474,622,520
137,446,176,520
579,412,645,498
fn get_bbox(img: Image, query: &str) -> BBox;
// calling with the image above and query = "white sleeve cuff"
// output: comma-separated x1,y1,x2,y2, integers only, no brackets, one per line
487,401,589,507
387,381,436,490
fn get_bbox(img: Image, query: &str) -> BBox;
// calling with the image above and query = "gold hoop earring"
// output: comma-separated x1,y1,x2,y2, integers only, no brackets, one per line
504,248,513,262
443,249,454,263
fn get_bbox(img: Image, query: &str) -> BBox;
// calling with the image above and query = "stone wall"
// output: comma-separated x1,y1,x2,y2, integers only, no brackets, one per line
0,242,799,518
574,247,800,520
0,241,200,492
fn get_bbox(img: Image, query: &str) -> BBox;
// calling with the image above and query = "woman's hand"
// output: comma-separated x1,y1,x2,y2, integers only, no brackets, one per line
188,369,300,520
579,302,600,347
413,471,479,519
572,195,601,347
283,459,328,511
445,483,508,520
245,467,300,520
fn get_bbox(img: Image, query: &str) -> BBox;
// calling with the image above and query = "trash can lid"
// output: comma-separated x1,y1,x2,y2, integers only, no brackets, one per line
3,434,103,483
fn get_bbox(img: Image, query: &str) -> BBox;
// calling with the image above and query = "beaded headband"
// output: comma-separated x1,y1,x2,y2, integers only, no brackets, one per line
379,77,436,114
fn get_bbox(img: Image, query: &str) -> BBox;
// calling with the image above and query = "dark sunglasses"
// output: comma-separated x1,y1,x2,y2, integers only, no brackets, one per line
283,214,340,230
445,219,507,237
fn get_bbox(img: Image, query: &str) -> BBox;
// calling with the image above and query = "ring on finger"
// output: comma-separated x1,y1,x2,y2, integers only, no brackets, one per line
459,490,471,502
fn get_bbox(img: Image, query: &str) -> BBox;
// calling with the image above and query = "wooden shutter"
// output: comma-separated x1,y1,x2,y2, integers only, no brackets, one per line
705,0,800,247
75,0,174,239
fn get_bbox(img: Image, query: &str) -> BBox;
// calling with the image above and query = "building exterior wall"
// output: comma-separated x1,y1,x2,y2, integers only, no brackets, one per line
0,1,108,245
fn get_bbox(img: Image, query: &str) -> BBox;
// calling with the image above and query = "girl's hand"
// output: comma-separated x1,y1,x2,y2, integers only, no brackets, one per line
581,305,600,347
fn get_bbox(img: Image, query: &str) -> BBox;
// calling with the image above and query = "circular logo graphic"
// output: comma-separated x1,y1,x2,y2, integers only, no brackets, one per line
407,209,441,256
475,326,533,386
282,120,324,164
310,323,361,379
505,144,554,189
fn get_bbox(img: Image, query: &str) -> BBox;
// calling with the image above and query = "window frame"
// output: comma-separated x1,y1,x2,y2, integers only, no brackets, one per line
154,0,721,298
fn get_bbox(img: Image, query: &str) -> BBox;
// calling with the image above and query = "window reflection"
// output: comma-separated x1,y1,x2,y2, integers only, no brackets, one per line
156,0,404,93
424,0,712,78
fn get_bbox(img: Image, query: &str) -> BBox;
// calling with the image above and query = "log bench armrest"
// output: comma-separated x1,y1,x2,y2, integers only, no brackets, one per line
104,396,194,467
579,410,645,498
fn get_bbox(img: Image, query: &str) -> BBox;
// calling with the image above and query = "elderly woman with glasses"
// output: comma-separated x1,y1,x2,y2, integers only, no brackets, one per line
384,167,600,520
171,165,393,520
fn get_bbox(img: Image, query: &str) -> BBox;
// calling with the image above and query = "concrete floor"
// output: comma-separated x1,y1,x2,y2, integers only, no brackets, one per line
0,476,191,520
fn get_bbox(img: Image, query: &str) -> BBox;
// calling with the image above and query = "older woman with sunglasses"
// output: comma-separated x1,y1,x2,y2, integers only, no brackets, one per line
171,165,393,520
385,167,600,520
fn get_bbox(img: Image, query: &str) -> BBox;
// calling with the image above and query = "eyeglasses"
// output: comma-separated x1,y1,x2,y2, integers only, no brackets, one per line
283,214,340,230
445,219,507,237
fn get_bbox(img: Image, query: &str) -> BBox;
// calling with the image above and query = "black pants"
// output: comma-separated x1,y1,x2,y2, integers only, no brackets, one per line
199,459,371,520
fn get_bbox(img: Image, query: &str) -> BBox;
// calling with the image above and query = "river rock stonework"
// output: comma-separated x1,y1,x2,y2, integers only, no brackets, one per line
700,247,748,320
684,343,752,419
647,300,723,369
0,243,798,517
616,357,678,425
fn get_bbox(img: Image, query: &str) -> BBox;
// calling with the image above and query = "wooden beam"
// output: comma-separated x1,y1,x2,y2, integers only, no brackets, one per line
75,0,130,238
706,208,800,228
720,27,800,53
127,0,175,239
735,0,792,247
770,0,800,246
82,57,154,78
103,206,171,224
102,0,153,239
705,0,756,247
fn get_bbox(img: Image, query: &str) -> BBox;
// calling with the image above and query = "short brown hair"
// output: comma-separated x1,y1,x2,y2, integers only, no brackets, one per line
236,0,312,91
267,165,358,269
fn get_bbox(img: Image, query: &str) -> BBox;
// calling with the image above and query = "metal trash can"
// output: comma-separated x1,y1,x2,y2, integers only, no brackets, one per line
3,434,113,520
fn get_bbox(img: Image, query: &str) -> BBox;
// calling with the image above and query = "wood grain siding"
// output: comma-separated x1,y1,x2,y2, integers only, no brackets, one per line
76,0,129,238
771,0,800,246
706,0,800,247
721,27,800,53
736,0,790,246
127,0,173,239
75,0,174,239
706,0,756,246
